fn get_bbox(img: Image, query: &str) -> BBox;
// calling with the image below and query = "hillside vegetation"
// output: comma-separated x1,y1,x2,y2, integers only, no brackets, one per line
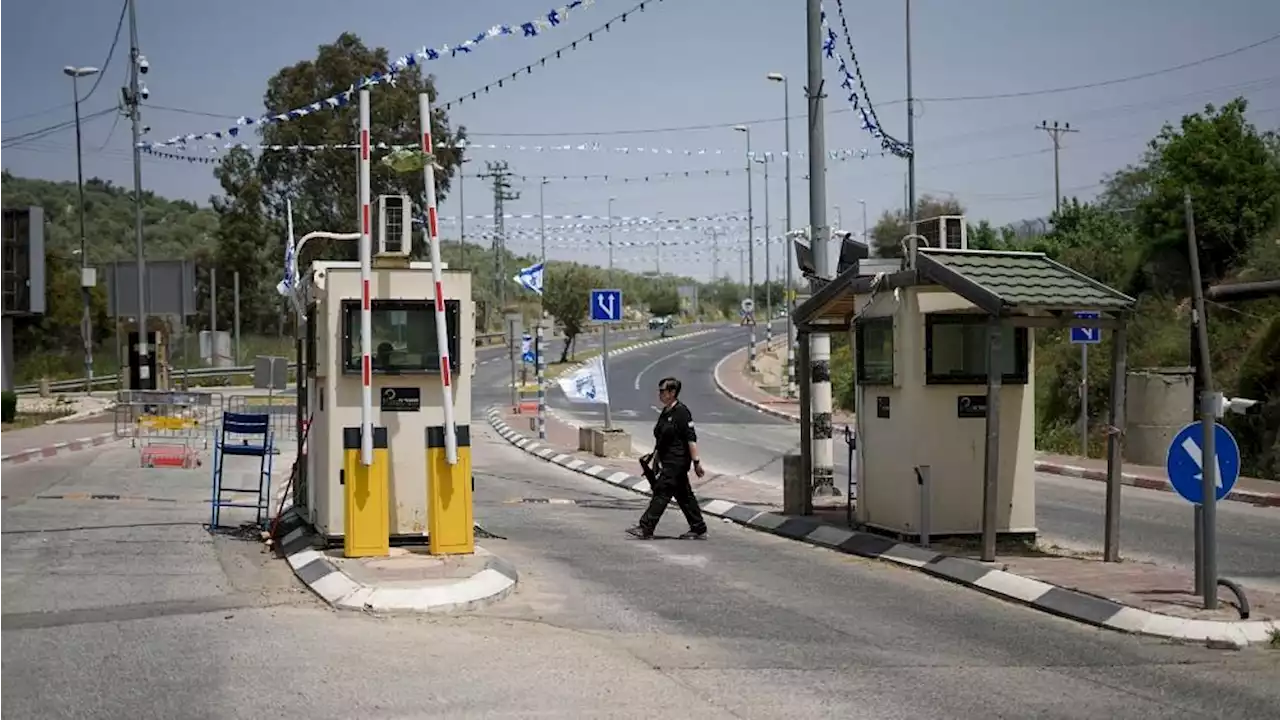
843,98,1280,479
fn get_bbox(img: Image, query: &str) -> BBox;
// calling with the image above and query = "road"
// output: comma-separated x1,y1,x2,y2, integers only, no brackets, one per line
548,326,1280,590
5,415,1278,718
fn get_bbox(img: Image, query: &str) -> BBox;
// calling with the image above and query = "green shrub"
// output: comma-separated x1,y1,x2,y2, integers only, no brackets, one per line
1,391,16,423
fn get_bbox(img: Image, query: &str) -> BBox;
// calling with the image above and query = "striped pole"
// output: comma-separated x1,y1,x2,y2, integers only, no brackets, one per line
536,320,546,441
357,89,373,466
420,93,458,465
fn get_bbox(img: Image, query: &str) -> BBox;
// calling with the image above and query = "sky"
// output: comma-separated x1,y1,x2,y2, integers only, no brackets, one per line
3,0,1279,282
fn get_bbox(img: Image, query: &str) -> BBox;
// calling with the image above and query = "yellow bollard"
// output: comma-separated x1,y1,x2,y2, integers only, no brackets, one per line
342,427,390,558
426,425,474,555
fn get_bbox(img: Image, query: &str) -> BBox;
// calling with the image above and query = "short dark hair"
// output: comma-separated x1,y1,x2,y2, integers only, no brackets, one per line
658,377,682,397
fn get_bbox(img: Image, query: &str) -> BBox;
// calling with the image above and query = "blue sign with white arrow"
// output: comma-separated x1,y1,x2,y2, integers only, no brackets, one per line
590,289,623,323
1165,421,1241,504
1070,311,1102,344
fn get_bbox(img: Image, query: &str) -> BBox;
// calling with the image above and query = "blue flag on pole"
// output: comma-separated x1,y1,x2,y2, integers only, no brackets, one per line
513,262,544,295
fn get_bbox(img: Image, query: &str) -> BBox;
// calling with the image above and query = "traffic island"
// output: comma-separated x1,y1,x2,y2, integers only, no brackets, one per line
275,508,517,614
578,426,631,458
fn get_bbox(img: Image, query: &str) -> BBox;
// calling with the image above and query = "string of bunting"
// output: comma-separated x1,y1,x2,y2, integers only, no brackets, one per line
464,222,747,237
481,228,784,249
440,0,661,111
140,140,878,162
439,212,748,227
822,0,911,158
141,0,599,150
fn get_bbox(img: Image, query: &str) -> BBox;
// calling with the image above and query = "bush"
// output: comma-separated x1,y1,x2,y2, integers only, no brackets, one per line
1,391,16,423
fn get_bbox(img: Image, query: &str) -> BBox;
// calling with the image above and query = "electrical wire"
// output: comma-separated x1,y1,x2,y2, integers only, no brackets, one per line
465,31,1280,137
1,108,115,148
2,0,128,126
82,0,129,103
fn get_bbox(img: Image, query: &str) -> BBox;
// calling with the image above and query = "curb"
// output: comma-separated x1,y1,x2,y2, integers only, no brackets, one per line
0,430,125,466
273,508,518,614
710,347,1280,509
485,407,1279,648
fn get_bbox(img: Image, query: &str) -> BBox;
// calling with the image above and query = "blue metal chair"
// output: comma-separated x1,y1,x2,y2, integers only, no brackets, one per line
209,412,274,529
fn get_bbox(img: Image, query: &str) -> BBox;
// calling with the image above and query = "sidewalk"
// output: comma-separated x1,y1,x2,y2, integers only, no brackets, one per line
714,344,1280,507
486,406,1280,647
1,420,122,463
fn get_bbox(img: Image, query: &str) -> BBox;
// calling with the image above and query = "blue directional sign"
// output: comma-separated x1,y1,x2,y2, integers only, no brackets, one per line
521,333,534,364
1070,311,1102,344
590,289,623,323
1165,421,1241,504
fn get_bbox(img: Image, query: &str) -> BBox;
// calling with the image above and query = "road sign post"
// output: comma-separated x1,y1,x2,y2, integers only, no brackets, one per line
1071,311,1101,457
1166,419,1241,608
590,289,623,430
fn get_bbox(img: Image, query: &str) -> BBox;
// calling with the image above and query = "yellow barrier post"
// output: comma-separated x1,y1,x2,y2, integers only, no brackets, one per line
342,427,390,558
426,425,474,555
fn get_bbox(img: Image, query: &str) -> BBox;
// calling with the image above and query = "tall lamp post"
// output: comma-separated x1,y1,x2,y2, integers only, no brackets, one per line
858,198,868,243
734,125,756,372
754,157,772,349
65,65,100,393
602,196,617,430
766,71,795,398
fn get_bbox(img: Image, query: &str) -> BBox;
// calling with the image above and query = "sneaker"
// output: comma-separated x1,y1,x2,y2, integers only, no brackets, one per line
626,526,653,539
678,529,707,540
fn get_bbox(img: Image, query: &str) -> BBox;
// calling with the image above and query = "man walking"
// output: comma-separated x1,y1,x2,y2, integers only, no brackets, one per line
627,377,708,540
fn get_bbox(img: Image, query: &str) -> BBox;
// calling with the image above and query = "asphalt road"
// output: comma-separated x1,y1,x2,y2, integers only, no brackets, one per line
547,326,1280,589
7,429,1279,718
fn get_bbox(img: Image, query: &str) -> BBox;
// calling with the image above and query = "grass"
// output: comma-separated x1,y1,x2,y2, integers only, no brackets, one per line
1270,628,1280,649
1,409,76,431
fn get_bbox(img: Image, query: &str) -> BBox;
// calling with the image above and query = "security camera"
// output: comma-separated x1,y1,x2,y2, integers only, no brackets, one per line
139,85,150,100
138,56,150,74
1224,397,1261,416
142,126,151,135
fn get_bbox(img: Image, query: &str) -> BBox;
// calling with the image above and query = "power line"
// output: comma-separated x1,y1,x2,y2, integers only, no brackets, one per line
466,32,1280,137
83,0,130,103
1,1,128,127
1,108,114,148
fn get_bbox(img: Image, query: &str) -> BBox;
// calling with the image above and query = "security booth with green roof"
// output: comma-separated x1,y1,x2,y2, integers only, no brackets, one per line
793,247,1136,562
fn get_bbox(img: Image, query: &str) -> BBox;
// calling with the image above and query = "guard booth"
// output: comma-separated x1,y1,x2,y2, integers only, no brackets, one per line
792,247,1136,561
302,257,474,553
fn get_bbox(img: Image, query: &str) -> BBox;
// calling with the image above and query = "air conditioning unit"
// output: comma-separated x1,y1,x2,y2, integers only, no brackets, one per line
917,215,967,250
375,194,412,257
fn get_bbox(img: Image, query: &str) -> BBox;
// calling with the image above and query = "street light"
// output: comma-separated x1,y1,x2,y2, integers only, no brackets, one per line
603,195,618,431
858,198,868,244
64,65,100,394
754,156,773,350
767,71,796,398
734,125,756,373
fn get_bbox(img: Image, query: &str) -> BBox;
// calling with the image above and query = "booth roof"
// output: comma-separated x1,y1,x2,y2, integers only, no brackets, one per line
795,248,1137,331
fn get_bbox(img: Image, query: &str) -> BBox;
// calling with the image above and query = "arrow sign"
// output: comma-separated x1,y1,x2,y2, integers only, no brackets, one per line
1165,421,1241,504
1070,311,1102,344
590,289,623,323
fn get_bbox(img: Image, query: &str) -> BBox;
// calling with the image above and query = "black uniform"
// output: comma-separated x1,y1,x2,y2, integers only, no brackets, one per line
638,400,707,534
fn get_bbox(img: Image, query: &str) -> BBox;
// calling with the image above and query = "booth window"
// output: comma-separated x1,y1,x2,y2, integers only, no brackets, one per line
854,316,895,385
341,299,461,374
925,314,1028,385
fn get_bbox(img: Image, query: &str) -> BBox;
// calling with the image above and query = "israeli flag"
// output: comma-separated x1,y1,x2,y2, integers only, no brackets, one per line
557,355,610,405
276,199,299,298
513,262,544,296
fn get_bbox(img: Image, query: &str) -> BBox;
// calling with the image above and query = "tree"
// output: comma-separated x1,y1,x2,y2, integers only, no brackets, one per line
869,194,965,257
210,147,281,334
1134,98,1280,292
647,289,681,317
542,263,597,363
244,33,468,263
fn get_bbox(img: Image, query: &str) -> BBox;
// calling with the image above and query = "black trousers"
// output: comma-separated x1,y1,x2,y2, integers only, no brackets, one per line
639,468,706,534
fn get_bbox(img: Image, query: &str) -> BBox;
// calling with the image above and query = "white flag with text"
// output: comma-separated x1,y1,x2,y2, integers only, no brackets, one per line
557,355,610,405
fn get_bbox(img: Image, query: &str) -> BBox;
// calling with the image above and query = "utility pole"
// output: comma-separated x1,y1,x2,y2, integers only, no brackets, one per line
806,0,837,500
1036,120,1078,212
458,158,471,267
124,0,150,385
704,228,722,281
905,0,918,261
64,65,99,393
480,161,519,327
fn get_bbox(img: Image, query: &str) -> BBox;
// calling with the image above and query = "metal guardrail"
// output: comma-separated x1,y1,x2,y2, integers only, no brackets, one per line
12,321,653,395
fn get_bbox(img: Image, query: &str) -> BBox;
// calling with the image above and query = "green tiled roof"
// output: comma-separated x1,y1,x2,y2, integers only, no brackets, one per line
921,249,1136,311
